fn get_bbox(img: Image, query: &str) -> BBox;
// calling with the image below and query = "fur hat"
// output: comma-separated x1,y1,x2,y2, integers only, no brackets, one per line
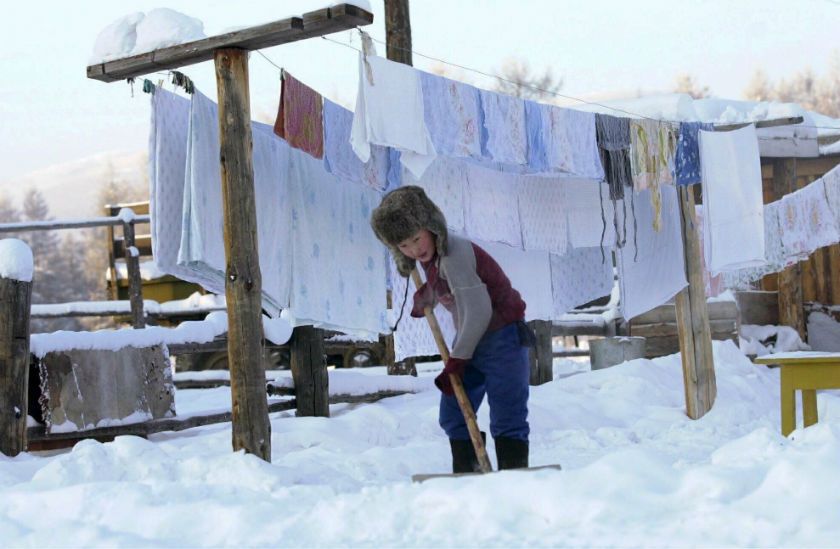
370,185,448,277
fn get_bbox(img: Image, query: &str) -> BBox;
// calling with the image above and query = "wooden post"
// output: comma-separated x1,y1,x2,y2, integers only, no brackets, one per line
773,159,806,341
214,48,271,461
674,186,716,419
384,0,412,65
122,219,145,329
528,320,553,386
290,326,330,417
0,274,32,456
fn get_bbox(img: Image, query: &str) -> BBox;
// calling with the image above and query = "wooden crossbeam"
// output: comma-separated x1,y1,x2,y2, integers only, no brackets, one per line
715,116,805,132
86,4,373,83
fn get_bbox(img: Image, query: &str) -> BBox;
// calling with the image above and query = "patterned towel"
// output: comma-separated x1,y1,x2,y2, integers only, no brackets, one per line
274,71,324,159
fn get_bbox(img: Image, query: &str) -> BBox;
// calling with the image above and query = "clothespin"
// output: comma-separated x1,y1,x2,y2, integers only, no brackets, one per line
280,67,286,81
127,77,135,98
170,71,195,94
142,79,155,94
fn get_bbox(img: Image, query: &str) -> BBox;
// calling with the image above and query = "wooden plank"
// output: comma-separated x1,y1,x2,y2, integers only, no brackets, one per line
773,158,806,340
113,235,153,258
736,291,780,326
0,276,32,456
528,320,553,386
214,48,271,461
290,326,330,417
674,186,716,419
714,116,805,131
87,4,374,83
0,214,150,234
830,245,840,305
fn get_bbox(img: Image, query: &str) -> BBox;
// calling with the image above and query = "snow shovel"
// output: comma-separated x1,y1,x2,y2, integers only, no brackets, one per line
408,269,563,483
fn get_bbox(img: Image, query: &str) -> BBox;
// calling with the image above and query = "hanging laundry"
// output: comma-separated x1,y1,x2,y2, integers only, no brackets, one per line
779,178,840,258
178,89,292,316
525,100,548,173
675,121,714,186
550,247,614,318
693,206,724,298
517,177,568,255
699,124,765,274
824,165,840,232
564,178,620,249
617,186,687,321
722,200,787,290
287,148,389,339
630,120,678,231
542,105,604,180
463,163,523,248
350,51,436,179
323,98,388,191
476,239,553,321
273,71,324,159
403,157,467,232
420,72,482,159
595,114,632,200
148,86,191,278
480,89,527,165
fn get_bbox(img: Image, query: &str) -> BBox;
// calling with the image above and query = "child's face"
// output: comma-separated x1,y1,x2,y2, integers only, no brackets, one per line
397,229,436,263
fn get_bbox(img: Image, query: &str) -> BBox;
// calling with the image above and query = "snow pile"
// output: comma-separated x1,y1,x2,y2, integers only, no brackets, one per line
263,316,293,345
4,341,840,546
90,8,205,63
808,311,840,352
0,238,33,282
739,324,811,356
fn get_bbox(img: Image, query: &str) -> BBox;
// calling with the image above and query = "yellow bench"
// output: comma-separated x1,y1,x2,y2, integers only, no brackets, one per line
754,352,840,436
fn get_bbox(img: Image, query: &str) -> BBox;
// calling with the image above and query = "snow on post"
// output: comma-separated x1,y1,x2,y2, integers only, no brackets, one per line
0,239,33,456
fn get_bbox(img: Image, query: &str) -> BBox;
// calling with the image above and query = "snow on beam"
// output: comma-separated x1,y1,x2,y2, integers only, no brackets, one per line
86,4,374,83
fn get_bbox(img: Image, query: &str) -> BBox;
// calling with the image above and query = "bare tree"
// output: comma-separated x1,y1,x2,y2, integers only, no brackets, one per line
493,58,563,101
742,53,840,117
674,73,710,99
743,69,772,102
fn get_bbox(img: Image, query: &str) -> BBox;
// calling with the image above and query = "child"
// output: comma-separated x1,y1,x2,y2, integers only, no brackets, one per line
371,185,533,472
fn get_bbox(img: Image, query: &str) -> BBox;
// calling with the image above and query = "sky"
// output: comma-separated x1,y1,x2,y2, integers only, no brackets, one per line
1,0,839,182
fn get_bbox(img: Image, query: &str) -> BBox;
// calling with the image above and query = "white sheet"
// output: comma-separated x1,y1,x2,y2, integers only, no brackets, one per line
475,239,553,321
350,52,435,179
464,163,523,248
699,125,765,274
779,178,839,258
402,157,466,232
550,247,614,318
618,186,687,321
517,177,568,255
480,89,527,165
563,179,620,249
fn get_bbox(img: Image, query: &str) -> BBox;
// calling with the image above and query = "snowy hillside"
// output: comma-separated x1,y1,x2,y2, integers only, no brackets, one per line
0,150,147,219
2,340,839,546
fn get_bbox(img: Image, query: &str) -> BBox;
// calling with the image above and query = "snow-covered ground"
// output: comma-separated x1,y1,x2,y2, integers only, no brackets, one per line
2,340,840,547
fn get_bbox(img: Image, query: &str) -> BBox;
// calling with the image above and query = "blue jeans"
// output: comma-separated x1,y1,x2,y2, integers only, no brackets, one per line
439,322,530,442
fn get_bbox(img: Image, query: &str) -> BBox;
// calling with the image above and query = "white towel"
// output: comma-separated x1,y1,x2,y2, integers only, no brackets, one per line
699,125,765,274
550,247,614,318
148,87,193,279
480,89,527,165
350,52,436,179
563,179,619,249
402,157,466,232
287,149,388,339
517,177,568,255
779,178,840,258
475,239,553,321
178,89,292,316
618,186,687,321
463,163,523,248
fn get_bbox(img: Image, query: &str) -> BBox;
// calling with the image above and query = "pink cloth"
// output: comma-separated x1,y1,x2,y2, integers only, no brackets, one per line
274,71,324,159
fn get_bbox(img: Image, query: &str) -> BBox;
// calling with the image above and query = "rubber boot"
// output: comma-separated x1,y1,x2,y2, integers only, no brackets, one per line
449,432,487,473
495,436,529,470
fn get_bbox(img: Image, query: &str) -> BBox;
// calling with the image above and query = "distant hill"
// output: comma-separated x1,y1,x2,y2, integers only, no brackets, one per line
0,150,148,219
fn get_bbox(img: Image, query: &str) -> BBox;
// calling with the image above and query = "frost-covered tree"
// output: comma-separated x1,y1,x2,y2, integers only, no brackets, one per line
493,58,563,101
742,53,840,117
673,74,710,99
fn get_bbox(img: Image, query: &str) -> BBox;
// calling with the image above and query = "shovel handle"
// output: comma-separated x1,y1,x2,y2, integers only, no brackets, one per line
411,269,493,474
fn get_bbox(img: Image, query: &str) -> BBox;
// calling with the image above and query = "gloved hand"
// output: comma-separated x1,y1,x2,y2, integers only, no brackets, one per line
434,357,468,396
410,282,437,318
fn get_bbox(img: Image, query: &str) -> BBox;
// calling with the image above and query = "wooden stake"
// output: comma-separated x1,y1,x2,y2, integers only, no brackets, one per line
528,320,553,386
674,186,716,419
214,48,271,462
0,274,32,456
384,0,413,65
122,220,146,329
290,326,329,417
410,269,492,473
772,159,806,341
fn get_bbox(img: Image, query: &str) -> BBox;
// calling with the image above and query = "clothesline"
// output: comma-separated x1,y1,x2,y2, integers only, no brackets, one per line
307,30,840,134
